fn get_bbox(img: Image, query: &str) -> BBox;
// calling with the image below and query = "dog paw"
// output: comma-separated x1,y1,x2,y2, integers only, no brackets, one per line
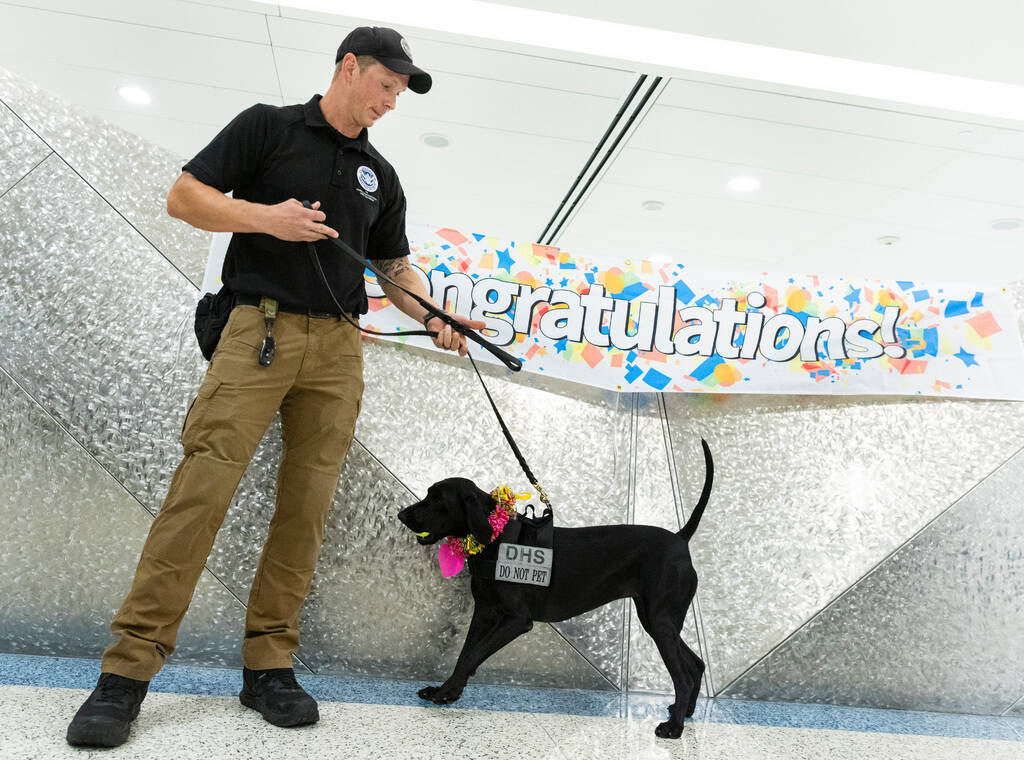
417,685,462,704
654,720,684,739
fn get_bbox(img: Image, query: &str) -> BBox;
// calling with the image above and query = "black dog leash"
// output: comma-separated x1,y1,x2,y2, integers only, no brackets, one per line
466,353,552,514
301,202,522,372
301,202,551,512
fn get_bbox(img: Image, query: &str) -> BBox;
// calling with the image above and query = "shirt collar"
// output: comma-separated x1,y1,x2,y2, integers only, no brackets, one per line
303,95,369,149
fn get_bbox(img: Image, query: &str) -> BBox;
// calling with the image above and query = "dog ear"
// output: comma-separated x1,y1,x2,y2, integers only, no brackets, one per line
466,489,494,545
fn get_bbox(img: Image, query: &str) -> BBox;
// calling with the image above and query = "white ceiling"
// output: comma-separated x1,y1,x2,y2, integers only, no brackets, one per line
1,0,1022,283
486,0,1024,87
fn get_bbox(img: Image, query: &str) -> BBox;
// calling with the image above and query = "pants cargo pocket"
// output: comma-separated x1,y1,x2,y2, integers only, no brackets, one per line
181,375,223,453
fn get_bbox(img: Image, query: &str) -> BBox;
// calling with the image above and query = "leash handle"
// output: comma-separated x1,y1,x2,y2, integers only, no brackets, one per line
422,306,524,372
301,201,522,372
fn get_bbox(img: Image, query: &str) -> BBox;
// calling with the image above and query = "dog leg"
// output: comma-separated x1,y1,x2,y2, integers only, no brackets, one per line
679,638,705,717
650,632,696,739
418,607,533,705
635,598,698,739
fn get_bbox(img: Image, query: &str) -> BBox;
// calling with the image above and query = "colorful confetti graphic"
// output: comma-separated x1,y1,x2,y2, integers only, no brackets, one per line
362,225,1024,399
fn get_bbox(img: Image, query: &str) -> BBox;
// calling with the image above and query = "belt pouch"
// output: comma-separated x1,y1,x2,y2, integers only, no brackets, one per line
193,285,235,361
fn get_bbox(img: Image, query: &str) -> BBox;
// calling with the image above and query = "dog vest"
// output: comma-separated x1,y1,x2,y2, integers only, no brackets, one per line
468,508,554,587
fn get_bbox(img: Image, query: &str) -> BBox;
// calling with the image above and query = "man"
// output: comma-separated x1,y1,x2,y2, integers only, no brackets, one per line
66,26,484,748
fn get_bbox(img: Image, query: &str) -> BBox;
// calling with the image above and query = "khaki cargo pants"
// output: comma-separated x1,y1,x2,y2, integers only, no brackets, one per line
102,303,363,680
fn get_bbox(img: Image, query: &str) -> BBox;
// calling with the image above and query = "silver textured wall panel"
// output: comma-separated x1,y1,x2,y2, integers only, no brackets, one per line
0,370,247,669
722,445,1024,714
0,154,262,669
548,605,625,690
0,101,48,197
0,153,206,514
0,68,209,286
356,341,633,686
632,400,679,532
664,392,1024,693
627,401,706,695
357,342,632,512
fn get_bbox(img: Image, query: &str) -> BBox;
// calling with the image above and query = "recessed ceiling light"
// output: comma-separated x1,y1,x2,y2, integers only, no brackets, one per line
728,176,760,193
641,200,665,212
420,132,450,148
116,85,151,105
991,218,1023,231
877,235,901,246
958,129,974,136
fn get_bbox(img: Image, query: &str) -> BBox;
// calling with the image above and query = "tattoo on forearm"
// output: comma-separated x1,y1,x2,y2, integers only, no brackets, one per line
379,256,411,280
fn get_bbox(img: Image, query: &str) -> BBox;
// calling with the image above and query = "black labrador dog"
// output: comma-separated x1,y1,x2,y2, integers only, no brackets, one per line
397,440,713,739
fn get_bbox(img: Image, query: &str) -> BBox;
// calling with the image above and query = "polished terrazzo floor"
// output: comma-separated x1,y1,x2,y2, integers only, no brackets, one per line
1,653,1021,760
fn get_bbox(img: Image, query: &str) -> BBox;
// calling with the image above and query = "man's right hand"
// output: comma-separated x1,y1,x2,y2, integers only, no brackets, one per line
263,199,339,241
166,173,340,242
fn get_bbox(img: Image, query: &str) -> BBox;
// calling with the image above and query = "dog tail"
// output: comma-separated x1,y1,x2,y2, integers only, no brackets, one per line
679,439,713,542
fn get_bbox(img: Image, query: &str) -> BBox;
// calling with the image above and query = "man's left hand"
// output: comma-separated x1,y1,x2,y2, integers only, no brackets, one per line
425,313,487,356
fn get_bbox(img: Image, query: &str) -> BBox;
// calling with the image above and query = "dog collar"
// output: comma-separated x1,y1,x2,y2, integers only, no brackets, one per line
437,485,528,577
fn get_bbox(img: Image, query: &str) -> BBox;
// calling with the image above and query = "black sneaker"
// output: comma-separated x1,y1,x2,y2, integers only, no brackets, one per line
66,672,149,747
239,667,319,727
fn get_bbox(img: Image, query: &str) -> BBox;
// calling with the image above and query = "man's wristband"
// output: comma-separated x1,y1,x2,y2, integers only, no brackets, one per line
423,313,438,331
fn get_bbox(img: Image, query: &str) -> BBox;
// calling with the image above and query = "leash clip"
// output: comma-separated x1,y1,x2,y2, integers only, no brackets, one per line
535,484,552,512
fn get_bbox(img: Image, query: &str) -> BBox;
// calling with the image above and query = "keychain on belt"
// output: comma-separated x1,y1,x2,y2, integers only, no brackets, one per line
259,297,277,366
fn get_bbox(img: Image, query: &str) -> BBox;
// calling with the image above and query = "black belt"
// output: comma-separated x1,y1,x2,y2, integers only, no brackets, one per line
234,292,346,319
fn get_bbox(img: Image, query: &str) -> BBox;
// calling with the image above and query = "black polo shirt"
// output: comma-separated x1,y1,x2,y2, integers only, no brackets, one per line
183,95,410,314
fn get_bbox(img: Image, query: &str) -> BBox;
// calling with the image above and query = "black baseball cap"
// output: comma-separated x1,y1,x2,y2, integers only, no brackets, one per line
336,26,432,94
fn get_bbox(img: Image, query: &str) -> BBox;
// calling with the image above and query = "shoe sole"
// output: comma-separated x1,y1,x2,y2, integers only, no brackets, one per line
239,691,319,727
66,716,131,747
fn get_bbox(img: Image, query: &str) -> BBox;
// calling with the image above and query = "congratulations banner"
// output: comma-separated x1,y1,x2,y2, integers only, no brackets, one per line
364,225,1022,399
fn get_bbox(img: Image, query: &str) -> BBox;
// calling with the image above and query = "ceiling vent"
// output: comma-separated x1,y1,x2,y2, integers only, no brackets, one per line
537,74,668,246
